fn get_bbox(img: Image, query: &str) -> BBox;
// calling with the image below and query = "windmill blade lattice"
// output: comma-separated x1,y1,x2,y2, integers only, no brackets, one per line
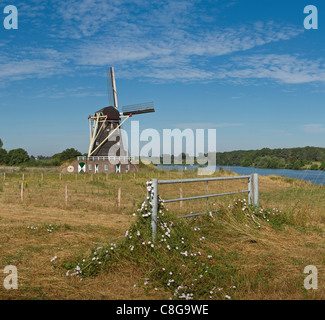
122,102,155,115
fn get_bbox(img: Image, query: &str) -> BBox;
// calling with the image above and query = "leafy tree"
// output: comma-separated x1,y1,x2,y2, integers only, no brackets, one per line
320,161,325,171
290,160,304,170
215,146,325,170
0,148,7,164
52,148,82,163
310,163,319,170
240,157,253,167
6,148,30,165
0,138,3,149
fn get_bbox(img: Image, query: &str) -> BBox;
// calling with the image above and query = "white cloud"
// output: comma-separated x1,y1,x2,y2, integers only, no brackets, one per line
54,0,197,39
75,22,302,62
0,47,68,85
302,124,325,134
0,1,310,85
221,54,325,84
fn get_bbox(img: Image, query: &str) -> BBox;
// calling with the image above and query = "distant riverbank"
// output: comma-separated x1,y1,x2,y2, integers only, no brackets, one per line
157,165,325,185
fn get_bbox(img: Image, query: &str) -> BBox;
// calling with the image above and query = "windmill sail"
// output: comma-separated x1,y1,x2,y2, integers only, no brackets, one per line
122,102,155,115
107,67,119,109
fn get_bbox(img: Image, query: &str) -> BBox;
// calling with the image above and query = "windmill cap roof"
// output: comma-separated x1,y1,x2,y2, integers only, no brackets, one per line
95,106,120,120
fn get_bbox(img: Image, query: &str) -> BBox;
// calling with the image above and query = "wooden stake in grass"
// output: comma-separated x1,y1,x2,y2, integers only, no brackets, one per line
180,187,183,208
41,172,44,181
3,172,5,181
20,181,24,201
117,187,121,207
65,185,68,205
59,173,62,181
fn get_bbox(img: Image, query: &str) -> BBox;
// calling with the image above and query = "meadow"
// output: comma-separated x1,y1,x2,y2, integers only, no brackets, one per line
0,166,324,300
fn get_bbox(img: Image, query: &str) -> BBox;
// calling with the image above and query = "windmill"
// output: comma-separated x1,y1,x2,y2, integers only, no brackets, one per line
82,67,155,173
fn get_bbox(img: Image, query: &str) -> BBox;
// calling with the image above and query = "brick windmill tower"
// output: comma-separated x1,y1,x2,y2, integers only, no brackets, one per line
73,67,155,174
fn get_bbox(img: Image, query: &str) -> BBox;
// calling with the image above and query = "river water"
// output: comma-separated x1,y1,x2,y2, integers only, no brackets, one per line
157,165,325,186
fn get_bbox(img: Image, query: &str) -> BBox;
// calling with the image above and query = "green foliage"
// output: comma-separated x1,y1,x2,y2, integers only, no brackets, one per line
287,160,305,170
254,156,286,169
216,146,325,170
0,138,7,165
52,148,82,164
6,148,30,166
320,161,325,171
310,163,319,170
240,157,253,167
10,148,82,167
0,148,7,164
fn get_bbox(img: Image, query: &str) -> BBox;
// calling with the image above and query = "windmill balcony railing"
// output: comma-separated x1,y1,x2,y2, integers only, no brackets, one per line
77,156,136,162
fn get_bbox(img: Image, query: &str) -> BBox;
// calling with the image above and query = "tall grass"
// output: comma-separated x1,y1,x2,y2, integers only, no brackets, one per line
0,167,324,300
62,193,323,300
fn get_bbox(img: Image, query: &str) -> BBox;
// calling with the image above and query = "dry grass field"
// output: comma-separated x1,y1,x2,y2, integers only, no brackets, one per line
0,166,324,300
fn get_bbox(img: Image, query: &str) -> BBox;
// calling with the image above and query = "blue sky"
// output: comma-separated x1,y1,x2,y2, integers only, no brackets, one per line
0,0,325,156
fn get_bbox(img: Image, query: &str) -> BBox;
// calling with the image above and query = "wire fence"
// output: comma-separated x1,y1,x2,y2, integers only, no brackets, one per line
0,171,147,212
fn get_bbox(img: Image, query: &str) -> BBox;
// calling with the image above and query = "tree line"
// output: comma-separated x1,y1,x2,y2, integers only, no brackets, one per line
214,147,325,170
0,138,82,167
1,137,325,171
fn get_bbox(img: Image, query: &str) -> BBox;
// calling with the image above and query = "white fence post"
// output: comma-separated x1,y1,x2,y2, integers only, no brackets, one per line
151,179,158,241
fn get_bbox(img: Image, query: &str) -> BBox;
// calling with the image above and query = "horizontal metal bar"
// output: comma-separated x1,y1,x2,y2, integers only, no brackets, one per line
158,175,251,185
181,210,220,219
163,190,249,203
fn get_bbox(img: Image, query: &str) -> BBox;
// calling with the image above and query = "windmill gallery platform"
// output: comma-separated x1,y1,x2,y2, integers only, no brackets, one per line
72,155,138,174
64,67,155,174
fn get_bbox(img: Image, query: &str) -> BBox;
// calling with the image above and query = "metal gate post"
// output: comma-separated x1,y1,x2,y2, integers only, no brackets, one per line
248,176,252,205
253,173,259,207
151,179,158,241
206,181,209,210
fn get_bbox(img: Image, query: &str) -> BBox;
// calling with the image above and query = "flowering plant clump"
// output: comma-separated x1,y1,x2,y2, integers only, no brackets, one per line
27,223,69,234
45,223,61,233
230,198,284,229
27,225,38,230
62,181,240,300
62,186,284,299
